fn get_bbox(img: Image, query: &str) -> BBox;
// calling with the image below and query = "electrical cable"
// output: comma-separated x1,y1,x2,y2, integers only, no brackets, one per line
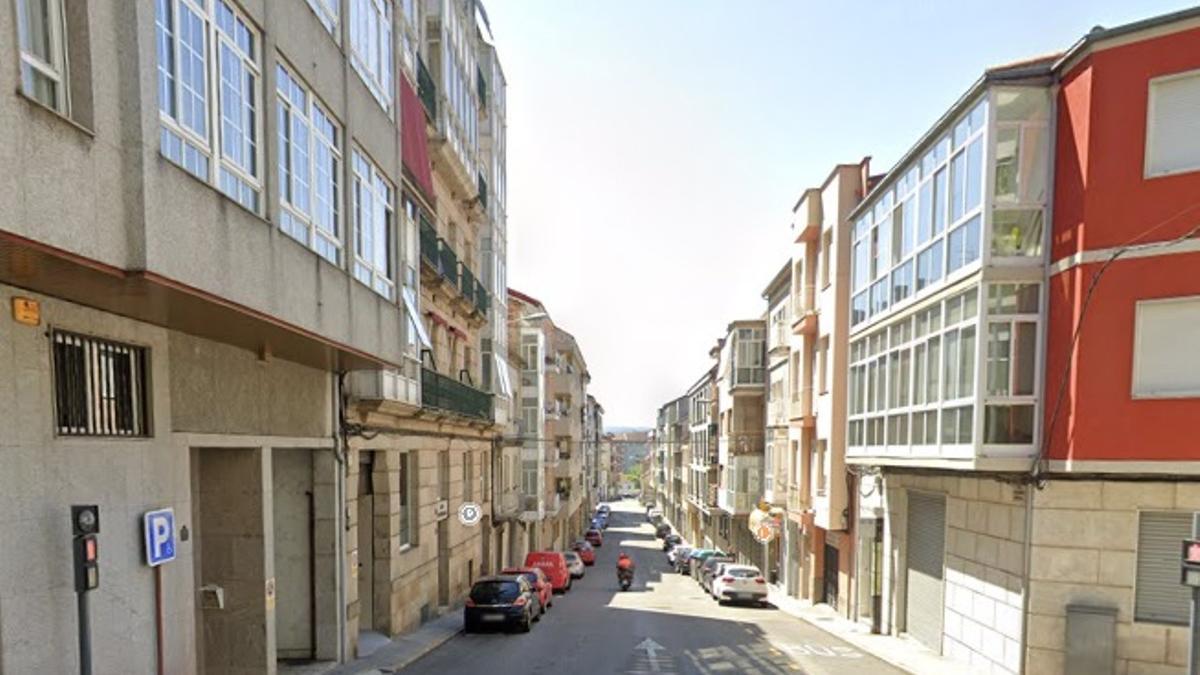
1032,218,1200,484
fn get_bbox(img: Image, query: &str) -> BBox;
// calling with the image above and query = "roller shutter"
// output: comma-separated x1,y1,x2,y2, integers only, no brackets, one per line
1135,511,1191,625
906,491,946,652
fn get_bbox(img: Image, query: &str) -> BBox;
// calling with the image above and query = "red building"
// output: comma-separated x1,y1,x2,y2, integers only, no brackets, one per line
1046,10,1200,469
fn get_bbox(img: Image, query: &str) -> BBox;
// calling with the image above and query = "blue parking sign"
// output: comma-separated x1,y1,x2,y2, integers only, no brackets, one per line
143,508,176,567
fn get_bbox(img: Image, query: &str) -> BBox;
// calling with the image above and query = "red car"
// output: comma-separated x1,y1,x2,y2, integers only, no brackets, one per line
571,540,596,565
501,567,552,612
524,551,572,593
585,528,603,547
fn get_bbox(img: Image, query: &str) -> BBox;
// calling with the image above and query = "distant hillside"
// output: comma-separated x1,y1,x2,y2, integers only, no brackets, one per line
606,426,651,434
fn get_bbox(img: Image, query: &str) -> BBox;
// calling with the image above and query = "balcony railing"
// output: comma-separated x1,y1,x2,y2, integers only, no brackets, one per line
475,284,489,318
420,215,439,267
437,239,459,287
421,367,492,421
417,55,437,122
459,263,477,303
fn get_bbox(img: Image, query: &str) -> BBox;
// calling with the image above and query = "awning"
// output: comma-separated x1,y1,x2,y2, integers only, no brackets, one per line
399,75,435,202
494,353,513,397
401,286,432,348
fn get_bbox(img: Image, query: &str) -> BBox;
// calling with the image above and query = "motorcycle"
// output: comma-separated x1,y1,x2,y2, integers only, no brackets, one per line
618,567,634,591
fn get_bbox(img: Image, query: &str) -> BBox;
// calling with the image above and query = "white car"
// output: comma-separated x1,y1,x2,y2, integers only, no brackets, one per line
563,550,586,579
711,564,769,606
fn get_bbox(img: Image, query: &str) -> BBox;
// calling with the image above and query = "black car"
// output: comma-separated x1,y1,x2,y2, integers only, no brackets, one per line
655,522,672,539
662,533,683,552
464,575,539,633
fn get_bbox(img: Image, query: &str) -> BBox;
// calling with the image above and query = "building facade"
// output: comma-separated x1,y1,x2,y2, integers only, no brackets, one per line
0,0,518,672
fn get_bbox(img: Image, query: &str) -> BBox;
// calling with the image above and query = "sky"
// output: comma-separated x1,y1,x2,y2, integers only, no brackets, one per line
485,0,1193,428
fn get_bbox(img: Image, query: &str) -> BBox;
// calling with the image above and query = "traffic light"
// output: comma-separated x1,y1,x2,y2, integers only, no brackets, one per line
71,505,99,593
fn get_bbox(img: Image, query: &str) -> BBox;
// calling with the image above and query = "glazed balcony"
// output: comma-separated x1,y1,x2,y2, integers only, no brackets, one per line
417,54,437,122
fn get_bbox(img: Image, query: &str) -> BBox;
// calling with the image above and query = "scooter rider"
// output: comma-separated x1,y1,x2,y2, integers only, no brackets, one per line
617,551,635,580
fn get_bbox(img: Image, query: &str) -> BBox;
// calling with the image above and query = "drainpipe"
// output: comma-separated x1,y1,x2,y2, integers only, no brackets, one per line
332,371,348,664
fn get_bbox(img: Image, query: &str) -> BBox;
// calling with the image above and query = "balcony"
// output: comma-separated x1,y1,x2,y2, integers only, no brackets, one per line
478,171,489,212
720,488,757,515
791,285,817,335
731,367,765,390
421,367,493,422
794,188,822,243
496,489,520,518
417,54,437,122
419,216,488,322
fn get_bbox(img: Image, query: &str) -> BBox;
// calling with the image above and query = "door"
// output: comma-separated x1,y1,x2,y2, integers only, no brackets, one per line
273,449,315,659
357,453,375,631
905,492,946,652
823,543,839,609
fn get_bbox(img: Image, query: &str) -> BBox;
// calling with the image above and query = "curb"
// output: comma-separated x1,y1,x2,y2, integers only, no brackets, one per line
376,628,462,673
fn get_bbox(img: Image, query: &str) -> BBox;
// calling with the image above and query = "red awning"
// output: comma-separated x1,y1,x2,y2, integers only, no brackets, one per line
400,75,435,201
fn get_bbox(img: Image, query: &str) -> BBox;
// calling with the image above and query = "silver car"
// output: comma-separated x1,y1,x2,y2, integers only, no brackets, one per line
563,550,586,579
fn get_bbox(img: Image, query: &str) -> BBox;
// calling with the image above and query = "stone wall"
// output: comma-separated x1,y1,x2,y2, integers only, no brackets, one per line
1026,480,1194,675
884,472,1027,675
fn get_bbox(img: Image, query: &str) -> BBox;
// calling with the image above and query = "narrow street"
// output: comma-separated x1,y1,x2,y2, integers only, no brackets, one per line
398,501,904,675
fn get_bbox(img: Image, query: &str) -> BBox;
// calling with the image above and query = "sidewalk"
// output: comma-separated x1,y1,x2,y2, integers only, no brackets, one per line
766,587,988,675
325,611,463,675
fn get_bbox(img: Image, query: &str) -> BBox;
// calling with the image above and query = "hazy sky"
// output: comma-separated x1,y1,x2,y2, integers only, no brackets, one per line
487,0,1190,428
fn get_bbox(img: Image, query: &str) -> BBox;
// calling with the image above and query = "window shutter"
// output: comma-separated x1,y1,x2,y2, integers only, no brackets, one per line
1135,511,1191,625
1135,298,1200,397
1147,71,1200,177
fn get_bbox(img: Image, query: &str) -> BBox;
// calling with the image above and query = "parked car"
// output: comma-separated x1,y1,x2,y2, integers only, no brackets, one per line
668,545,692,572
524,551,572,593
464,575,539,633
646,508,662,523
500,567,553,612
592,514,608,530
585,528,603,547
699,556,735,594
597,504,611,515
563,551,586,579
654,522,672,539
662,533,683,552
571,540,596,565
686,549,721,577
711,564,769,606
705,561,734,597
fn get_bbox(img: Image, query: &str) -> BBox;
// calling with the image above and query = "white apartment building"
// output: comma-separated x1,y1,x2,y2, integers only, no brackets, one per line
845,63,1054,674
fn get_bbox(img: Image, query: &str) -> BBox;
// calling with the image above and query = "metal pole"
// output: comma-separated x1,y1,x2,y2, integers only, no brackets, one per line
77,590,91,675
155,565,165,675
1191,513,1200,675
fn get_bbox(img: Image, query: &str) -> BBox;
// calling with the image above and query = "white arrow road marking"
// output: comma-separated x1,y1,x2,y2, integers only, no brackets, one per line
636,638,666,671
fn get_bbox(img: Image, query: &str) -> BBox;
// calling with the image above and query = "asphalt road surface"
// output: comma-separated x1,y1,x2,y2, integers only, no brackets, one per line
397,500,905,675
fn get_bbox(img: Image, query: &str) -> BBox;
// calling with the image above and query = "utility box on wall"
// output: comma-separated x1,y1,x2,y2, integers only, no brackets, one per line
1065,604,1116,675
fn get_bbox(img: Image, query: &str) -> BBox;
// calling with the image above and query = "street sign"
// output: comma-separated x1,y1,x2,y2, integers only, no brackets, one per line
458,502,482,526
143,508,176,567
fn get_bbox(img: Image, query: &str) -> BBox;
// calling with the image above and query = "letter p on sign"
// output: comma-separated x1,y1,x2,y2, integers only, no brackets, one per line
143,508,177,567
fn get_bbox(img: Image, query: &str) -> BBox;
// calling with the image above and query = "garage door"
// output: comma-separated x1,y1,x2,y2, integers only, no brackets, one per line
906,491,946,652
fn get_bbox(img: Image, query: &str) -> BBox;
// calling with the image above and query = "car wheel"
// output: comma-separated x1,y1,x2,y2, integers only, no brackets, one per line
521,612,532,633
464,620,476,634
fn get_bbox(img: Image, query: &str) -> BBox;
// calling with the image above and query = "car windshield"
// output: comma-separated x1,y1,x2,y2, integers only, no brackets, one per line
727,567,760,578
470,581,520,604
564,553,580,563
518,572,539,585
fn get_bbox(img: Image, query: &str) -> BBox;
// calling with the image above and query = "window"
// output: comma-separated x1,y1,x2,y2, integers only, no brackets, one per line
818,337,830,395
349,0,393,110
16,0,69,112
983,405,1033,444
306,0,339,35
1133,296,1200,397
397,452,416,546
352,150,395,299
940,405,973,444
992,210,1044,257
277,65,342,263
947,215,981,273
814,440,827,497
156,0,262,211
1146,70,1200,178
915,243,943,292
464,450,474,501
1136,511,1192,625
52,331,150,437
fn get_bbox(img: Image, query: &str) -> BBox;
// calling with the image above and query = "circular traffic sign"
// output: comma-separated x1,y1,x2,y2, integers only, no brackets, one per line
458,502,482,526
